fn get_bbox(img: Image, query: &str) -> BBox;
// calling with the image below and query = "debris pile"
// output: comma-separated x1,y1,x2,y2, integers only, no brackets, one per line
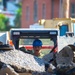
0,36,75,75
56,36,75,75
0,50,45,75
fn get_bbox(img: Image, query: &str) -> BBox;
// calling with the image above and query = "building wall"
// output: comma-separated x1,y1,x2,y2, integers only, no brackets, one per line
21,0,33,28
21,0,75,28
21,0,60,28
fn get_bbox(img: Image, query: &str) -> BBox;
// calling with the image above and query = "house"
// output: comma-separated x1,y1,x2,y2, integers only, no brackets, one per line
21,0,75,28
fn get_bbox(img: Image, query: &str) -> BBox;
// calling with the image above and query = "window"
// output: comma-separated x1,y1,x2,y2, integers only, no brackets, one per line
26,6,30,21
19,38,54,56
42,3,46,19
34,0,38,22
51,0,54,18
71,3,75,18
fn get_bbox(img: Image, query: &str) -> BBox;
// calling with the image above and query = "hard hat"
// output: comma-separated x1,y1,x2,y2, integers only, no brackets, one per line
33,39,42,46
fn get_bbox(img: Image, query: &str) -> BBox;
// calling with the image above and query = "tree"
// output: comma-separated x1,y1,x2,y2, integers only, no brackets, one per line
0,14,9,31
14,3,22,28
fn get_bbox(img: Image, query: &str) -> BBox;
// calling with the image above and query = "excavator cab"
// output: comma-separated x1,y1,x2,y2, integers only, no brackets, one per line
10,28,59,55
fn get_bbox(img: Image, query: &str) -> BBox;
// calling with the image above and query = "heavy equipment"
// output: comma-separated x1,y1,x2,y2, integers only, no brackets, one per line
9,28,59,53
39,18,75,36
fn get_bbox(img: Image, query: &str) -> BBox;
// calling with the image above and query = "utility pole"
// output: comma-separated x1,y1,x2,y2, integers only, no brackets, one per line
62,0,70,18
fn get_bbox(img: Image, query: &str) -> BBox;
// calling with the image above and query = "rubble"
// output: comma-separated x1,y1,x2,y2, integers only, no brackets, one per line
56,46,74,65
0,64,19,75
0,36,75,75
42,36,75,75
55,36,75,75
0,49,45,75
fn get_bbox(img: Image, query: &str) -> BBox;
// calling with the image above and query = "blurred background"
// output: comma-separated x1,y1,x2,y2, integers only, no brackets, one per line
0,0,75,32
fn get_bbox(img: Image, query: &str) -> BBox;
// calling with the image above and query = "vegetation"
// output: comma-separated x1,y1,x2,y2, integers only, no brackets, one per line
0,14,10,31
0,2,22,31
0,3,22,31
14,3,22,28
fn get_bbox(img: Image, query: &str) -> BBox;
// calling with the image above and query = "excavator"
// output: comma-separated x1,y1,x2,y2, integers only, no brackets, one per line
10,28,59,51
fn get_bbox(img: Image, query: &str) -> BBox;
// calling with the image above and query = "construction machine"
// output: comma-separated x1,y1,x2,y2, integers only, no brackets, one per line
39,18,75,36
10,28,59,53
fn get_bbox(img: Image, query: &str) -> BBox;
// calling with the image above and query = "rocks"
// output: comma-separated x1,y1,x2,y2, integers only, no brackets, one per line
56,46,74,65
0,36,75,75
42,36,75,75
0,64,19,75
0,49,45,74
55,36,75,75
56,36,75,67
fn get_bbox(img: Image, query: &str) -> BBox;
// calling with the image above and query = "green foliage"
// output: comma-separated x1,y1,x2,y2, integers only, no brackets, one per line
14,6,22,28
0,14,9,31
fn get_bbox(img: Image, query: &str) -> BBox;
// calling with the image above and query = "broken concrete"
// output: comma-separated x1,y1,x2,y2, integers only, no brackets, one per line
0,36,75,75
0,49,45,74
0,64,19,75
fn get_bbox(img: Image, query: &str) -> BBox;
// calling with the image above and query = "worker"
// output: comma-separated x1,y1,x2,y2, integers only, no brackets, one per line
19,39,44,58
32,39,44,58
